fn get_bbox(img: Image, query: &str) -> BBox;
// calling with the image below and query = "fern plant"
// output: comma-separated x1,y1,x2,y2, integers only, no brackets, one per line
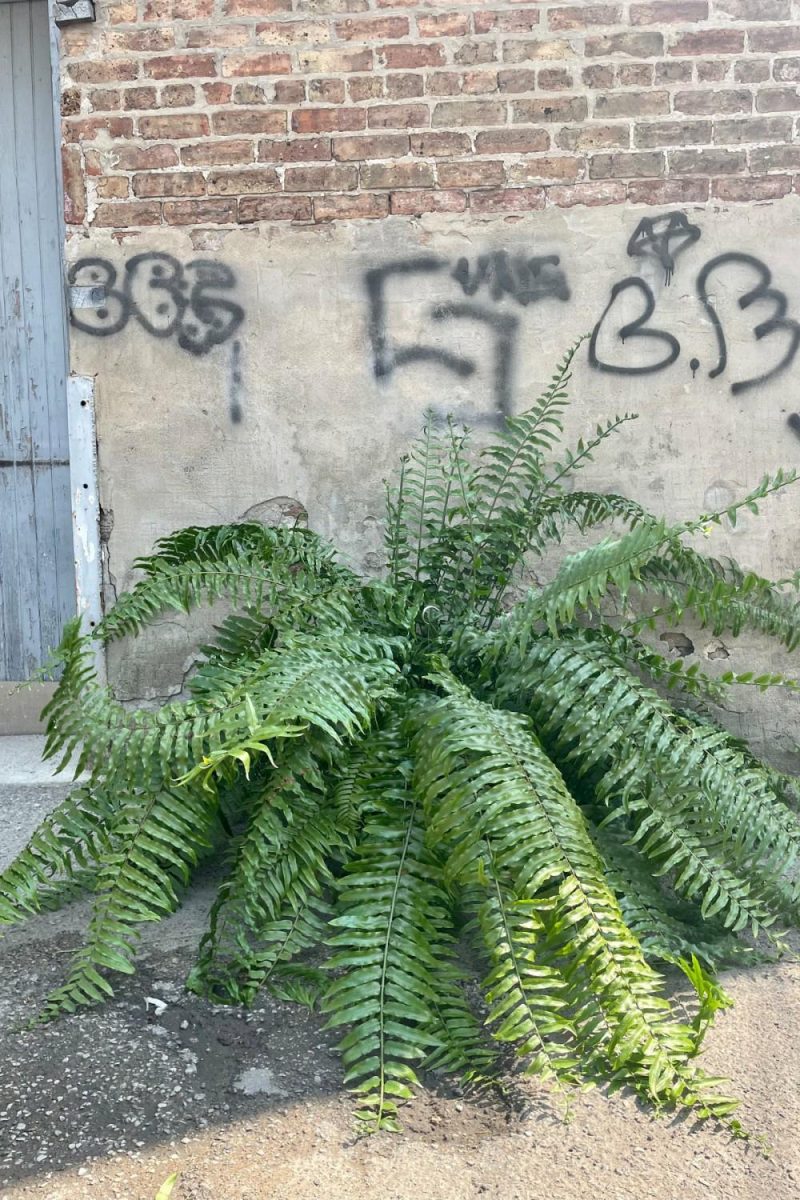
4,340,800,1133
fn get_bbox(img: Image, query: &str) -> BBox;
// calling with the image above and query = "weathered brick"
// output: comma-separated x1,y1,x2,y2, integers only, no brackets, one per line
756,88,800,112
90,89,122,112
314,193,390,220
462,72,500,96
203,82,233,104
590,150,665,178
64,117,135,141
386,73,425,99
713,115,792,142
585,33,664,57
427,73,468,97
334,133,410,160
498,69,537,93
309,79,347,103
712,175,791,199
69,60,139,84
750,144,800,171
634,119,711,146
293,107,367,132
583,65,615,88
106,30,174,52
361,161,435,189
673,89,752,114
298,49,373,73
558,124,630,151
437,160,506,188
410,131,471,156
133,171,206,196
139,113,209,139
186,24,250,48
348,76,384,102
474,8,542,33
260,136,331,162
512,96,588,122
669,147,746,172
627,176,710,201
616,63,654,87
714,0,790,16
207,168,280,194
238,195,313,222
95,176,131,199
93,201,161,227
255,21,330,45
594,90,669,116
470,187,545,213
546,181,626,206
381,44,446,69
212,109,287,135
181,138,253,166
502,40,572,64
368,104,429,128
112,143,179,170
144,54,216,79
274,80,306,103
223,53,293,77
669,31,745,55
161,84,196,108
224,0,296,13
507,156,582,182
630,1,708,22
390,189,467,214
62,146,86,223
655,60,693,83
455,42,498,66
417,13,470,37
548,5,622,30
61,89,81,117
695,61,729,83
475,128,550,154
285,163,358,190
336,16,409,40
747,26,800,52
163,198,237,224
539,68,575,90
774,58,800,82
733,58,770,82
432,100,506,127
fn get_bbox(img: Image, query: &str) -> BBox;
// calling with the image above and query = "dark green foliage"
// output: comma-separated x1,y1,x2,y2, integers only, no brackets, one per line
4,340,800,1133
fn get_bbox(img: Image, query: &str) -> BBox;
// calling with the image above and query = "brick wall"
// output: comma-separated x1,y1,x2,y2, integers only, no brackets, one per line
60,1,800,229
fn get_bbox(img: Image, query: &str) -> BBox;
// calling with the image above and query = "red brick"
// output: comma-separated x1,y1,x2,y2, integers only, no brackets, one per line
417,13,470,37
627,177,710,202
207,168,280,194
163,198,237,224
313,193,389,220
212,109,287,135
63,117,135,141
238,195,313,222
108,1,137,20
333,133,409,160
507,156,582,182
96,177,130,200
734,59,770,82
432,100,506,127
695,61,728,83
669,147,745,172
512,97,589,122
585,33,664,57
144,54,216,80
634,119,711,146
367,104,429,128
616,63,654,87
756,88,800,112
381,44,446,69
539,68,575,90
558,124,630,150
90,89,122,112
106,30,174,52
139,113,209,138
348,76,384,102
293,107,367,132
255,21,330,45
498,70,537,93
502,40,572,63
174,0,214,15
410,131,472,156
713,115,792,142
224,0,295,13
474,8,542,33
336,16,409,40
669,31,744,55
203,82,233,104
298,49,373,73
285,163,358,190
181,139,253,166
161,84,196,107
469,187,545,213
386,73,425,99
747,26,800,52
713,175,791,200
546,181,626,206
111,143,179,170
673,89,752,114
630,0,708,20
68,60,139,84
589,150,665,178
750,144,800,171
93,201,161,227
274,81,306,103
390,189,467,214
462,72,499,95
133,171,206,197
186,24,250,48
62,146,86,224
548,5,621,30
716,0,790,16
475,128,550,153
260,136,332,162
437,160,506,188
361,161,435,188
222,54,293,77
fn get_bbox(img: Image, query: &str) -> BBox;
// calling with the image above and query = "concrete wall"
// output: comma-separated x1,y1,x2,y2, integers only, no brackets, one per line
66,196,800,759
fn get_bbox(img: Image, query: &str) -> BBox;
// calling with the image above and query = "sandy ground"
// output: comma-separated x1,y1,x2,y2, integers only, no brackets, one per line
1,740,799,1200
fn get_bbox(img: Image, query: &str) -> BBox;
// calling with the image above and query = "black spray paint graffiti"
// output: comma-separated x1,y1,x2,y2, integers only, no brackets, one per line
589,213,800,423
68,252,245,357
365,253,569,420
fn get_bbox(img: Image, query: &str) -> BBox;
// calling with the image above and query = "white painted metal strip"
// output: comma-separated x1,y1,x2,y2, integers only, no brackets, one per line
67,374,105,681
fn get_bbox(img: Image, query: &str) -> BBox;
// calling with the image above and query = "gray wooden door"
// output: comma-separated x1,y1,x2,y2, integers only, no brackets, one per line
0,0,74,680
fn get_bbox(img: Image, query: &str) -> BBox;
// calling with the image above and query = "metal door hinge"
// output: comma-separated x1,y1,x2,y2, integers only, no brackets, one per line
54,0,96,27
